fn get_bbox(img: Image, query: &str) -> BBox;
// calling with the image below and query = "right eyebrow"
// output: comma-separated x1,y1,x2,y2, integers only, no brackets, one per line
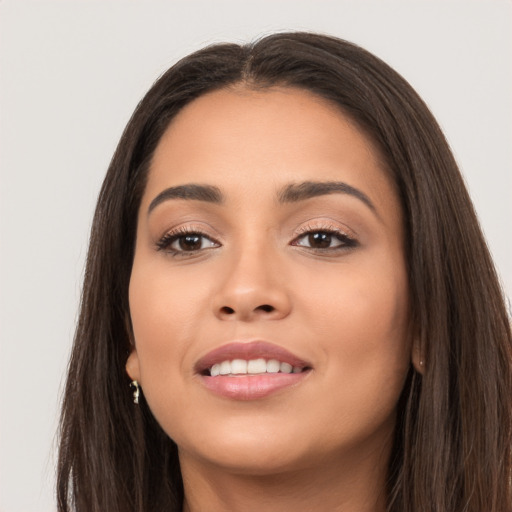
147,184,224,215
278,180,378,216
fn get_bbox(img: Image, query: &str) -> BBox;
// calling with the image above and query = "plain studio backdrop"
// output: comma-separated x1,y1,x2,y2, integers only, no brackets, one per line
0,1,510,510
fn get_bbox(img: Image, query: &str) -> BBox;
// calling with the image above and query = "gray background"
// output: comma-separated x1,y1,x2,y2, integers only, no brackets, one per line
1,1,510,510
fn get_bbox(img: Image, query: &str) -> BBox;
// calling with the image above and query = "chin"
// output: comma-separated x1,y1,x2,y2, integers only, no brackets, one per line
173,419,318,475
182,443,312,476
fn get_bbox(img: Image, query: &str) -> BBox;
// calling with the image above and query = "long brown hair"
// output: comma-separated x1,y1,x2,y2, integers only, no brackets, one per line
57,32,512,511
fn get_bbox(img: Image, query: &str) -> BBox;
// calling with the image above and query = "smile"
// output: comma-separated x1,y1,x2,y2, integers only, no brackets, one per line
209,358,304,377
195,341,312,400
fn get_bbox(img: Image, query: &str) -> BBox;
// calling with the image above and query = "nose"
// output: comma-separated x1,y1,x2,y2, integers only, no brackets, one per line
212,244,292,322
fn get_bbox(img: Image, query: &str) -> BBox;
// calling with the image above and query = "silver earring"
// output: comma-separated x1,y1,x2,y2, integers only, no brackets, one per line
419,360,425,367
130,380,140,404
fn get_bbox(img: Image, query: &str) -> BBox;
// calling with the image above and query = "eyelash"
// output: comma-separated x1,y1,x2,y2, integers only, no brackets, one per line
156,226,220,257
291,223,358,252
156,223,358,257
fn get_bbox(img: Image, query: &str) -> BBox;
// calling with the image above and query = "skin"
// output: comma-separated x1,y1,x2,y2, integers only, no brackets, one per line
127,86,417,512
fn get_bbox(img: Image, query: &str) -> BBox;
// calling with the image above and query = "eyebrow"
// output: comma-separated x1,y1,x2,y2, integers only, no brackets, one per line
278,181,377,213
147,180,377,216
148,184,223,214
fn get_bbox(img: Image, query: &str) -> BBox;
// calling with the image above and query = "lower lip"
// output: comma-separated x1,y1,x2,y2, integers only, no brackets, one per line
199,371,310,400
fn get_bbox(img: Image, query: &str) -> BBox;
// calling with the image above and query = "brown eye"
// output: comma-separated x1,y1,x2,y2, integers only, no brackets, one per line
292,230,357,251
156,231,220,254
171,233,218,252
178,234,203,251
307,232,333,249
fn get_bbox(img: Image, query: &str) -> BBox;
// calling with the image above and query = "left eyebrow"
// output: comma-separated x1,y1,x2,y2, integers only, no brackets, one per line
278,181,378,215
148,184,224,215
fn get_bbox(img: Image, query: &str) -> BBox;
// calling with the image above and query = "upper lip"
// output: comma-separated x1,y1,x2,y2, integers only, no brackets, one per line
194,341,311,374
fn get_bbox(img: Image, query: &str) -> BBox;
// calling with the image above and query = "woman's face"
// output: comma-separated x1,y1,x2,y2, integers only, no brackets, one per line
127,87,413,474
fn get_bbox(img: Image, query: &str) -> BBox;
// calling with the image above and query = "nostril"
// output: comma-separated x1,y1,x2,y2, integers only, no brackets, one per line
218,304,277,318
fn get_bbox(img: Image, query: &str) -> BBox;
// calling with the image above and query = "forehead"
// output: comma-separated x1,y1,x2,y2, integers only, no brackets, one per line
143,86,400,222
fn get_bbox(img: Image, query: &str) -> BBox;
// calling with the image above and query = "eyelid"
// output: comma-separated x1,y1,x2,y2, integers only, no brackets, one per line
155,224,222,254
290,220,359,251
293,219,357,238
155,221,222,242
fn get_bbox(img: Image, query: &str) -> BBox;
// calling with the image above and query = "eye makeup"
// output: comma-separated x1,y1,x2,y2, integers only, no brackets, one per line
156,225,221,257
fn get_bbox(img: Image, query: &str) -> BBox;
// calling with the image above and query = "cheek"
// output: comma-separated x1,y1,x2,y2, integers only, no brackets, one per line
294,252,411,421
297,254,409,346
128,264,224,452
129,252,210,339
128,260,208,401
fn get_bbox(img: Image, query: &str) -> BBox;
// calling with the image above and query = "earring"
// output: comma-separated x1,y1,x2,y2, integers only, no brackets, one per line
130,380,140,404
419,360,425,367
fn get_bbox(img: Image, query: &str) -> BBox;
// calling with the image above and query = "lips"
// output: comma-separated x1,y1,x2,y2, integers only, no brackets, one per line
195,341,312,400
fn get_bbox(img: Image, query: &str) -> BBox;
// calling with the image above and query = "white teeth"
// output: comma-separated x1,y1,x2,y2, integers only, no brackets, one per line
219,361,231,375
231,359,247,374
280,362,293,373
247,358,267,374
208,358,306,376
266,359,280,373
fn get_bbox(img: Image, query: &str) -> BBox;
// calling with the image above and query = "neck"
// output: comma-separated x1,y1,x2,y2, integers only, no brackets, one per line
180,446,389,512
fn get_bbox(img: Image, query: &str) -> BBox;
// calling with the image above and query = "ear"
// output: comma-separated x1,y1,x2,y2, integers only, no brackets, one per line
411,335,425,375
126,348,141,382
124,312,141,381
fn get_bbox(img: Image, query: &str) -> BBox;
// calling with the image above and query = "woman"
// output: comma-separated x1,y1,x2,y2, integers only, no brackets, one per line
57,32,512,511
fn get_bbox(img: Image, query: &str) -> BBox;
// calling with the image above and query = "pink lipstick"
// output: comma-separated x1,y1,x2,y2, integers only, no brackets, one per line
195,341,312,400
